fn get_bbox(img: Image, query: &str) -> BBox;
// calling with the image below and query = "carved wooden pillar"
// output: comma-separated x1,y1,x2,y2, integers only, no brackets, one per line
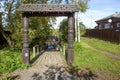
67,13,75,65
22,13,30,64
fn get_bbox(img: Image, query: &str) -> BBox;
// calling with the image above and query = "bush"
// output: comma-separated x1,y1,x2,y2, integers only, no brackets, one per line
0,48,28,74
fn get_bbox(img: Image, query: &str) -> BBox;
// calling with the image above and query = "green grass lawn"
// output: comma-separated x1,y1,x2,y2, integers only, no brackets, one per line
0,37,120,77
74,38,120,75
81,37,120,54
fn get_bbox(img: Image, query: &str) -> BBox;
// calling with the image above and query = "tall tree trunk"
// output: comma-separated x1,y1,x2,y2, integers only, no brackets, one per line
0,26,12,46
0,14,12,46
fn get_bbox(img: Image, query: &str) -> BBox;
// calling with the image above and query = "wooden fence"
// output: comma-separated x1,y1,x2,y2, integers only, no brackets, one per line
84,28,120,43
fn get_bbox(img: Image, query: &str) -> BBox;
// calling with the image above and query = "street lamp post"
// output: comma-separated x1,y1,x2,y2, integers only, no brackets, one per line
108,19,112,28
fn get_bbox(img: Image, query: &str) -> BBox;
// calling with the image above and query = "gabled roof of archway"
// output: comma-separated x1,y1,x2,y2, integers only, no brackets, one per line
17,4,79,12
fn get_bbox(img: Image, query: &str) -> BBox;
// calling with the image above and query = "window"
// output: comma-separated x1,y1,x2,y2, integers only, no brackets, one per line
105,23,110,29
117,23,120,28
99,24,102,29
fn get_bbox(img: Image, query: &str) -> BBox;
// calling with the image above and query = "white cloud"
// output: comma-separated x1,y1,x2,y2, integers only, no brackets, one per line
78,9,118,29
78,0,120,29
54,17,67,29
54,6,120,29
54,10,115,29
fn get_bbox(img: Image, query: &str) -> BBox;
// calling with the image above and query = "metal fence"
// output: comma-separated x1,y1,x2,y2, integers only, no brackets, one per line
84,28,120,43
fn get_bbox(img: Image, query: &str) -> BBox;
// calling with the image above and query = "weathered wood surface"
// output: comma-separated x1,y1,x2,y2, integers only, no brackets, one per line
22,14,30,64
85,28,120,43
32,51,65,66
11,51,73,80
19,4,76,65
9,51,98,80
67,13,75,65
17,4,79,12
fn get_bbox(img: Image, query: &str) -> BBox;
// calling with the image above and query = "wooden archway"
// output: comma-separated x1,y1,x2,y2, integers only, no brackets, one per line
17,4,79,65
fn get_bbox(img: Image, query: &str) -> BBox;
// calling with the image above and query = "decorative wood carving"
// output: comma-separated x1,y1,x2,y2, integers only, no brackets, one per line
17,4,79,12
22,13,30,64
17,4,78,65
67,13,75,65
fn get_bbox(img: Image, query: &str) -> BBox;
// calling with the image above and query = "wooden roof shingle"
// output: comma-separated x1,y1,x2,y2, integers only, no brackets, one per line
96,12,120,22
17,4,79,12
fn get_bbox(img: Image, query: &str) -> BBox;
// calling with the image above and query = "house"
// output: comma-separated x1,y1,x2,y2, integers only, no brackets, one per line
84,12,120,43
95,12,120,29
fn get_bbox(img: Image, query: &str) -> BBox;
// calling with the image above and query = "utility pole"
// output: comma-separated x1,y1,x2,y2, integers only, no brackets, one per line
74,0,78,42
75,13,78,42
78,17,80,42
74,0,80,42
90,15,93,28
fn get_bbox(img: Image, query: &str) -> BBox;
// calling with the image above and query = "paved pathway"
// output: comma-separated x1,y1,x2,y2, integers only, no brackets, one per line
10,51,78,80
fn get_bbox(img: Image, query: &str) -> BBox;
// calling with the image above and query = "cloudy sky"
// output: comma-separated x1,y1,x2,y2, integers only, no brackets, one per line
55,0,120,29
79,0,120,28
0,0,120,29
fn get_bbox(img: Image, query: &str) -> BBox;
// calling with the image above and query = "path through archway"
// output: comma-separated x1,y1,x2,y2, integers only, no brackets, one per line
17,4,79,65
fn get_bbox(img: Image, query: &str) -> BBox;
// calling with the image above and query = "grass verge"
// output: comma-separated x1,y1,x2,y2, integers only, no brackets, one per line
0,48,29,74
74,41,120,75
81,37,120,54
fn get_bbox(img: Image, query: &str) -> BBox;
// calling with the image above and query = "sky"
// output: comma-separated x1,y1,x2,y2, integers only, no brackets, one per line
0,0,120,29
55,0,120,29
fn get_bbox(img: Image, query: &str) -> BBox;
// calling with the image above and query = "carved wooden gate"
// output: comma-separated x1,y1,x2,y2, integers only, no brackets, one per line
17,4,79,65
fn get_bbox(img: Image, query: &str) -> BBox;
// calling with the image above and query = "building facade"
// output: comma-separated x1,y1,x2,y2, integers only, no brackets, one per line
95,12,120,29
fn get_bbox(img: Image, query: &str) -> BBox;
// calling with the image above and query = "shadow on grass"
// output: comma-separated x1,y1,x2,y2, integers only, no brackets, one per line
32,65,98,80
65,65,98,80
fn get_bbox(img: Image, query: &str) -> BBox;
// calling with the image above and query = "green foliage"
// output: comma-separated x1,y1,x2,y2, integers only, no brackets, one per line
10,12,23,48
74,41,120,75
0,48,29,74
2,1,53,48
29,17,52,47
77,0,89,12
1,0,89,49
79,22,86,34
59,20,87,43
59,19,68,43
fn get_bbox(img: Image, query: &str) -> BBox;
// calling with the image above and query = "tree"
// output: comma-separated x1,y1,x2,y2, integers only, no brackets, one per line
29,17,52,47
79,22,86,34
1,0,53,48
0,0,89,48
58,0,89,43
0,0,19,47
59,0,89,42
74,0,89,42
59,19,68,43
64,0,89,42
0,23,11,47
